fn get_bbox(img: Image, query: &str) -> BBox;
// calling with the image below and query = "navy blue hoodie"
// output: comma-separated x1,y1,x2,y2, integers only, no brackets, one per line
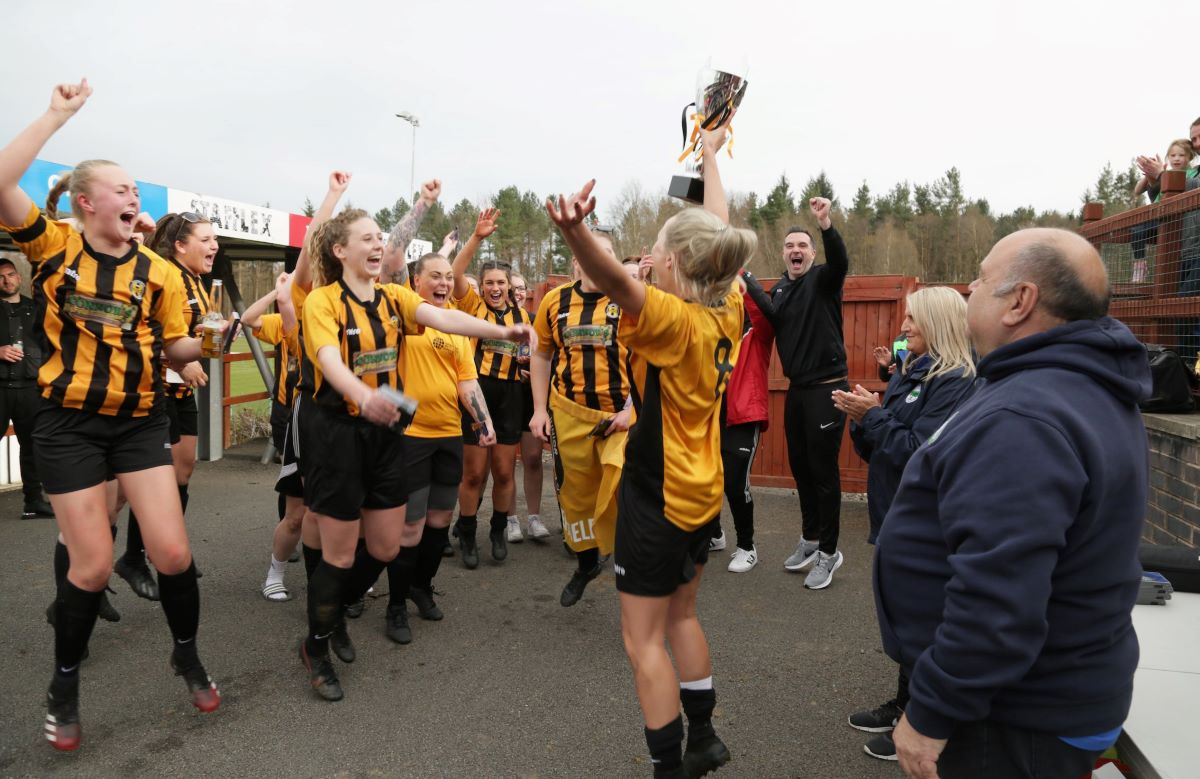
874,316,1151,740
850,355,976,544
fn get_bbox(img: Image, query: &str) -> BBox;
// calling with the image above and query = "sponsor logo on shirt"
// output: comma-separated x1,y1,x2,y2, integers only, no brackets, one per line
351,346,399,376
563,324,613,347
63,293,138,331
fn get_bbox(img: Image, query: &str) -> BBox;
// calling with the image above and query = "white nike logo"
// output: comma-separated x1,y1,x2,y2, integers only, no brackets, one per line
819,421,837,430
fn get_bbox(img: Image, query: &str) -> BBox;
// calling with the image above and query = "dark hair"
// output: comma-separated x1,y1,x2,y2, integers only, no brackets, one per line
413,252,445,276
148,212,211,260
621,256,640,266
784,226,814,244
998,241,1110,321
0,258,17,272
1192,116,1200,128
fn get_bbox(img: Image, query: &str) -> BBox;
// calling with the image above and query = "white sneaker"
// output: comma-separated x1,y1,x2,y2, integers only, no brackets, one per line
526,516,551,540
506,516,524,543
804,550,844,590
728,546,758,573
709,530,727,552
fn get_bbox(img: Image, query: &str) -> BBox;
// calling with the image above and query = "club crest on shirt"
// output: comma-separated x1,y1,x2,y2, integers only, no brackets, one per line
605,303,620,319
129,279,146,300
905,387,921,404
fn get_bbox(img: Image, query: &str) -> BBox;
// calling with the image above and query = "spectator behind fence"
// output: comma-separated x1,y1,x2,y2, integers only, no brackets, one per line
832,286,977,763
877,228,1150,779
0,257,53,518
1130,138,1197,281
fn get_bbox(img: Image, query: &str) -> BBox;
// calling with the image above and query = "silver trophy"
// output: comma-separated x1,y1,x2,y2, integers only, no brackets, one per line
669,59,749,204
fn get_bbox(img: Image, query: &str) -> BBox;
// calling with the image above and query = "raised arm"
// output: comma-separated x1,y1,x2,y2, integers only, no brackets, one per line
0,80,92,226
450,208,499,299
740,269,778,327
382,178,440,285
698,125,730,224
547,181,646,316
295,171,350,292
242,272,292,331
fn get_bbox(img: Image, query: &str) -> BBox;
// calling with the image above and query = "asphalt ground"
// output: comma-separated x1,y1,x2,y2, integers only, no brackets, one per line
0,442,901,779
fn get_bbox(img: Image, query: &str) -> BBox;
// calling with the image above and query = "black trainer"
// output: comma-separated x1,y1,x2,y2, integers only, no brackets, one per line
44,676,81,751
331,618,356,663
489,527,508,561
682,733,731,777
97,589,121,623
170,652,221,713
864,731,898,761
22,496,55,519
114,556,160,601
441,540,455,558
344,597,365,619
848,698,902,732
299,642,343,702
454,524,479,569
560,562,603,607
409,585,443,621
385,604,412,644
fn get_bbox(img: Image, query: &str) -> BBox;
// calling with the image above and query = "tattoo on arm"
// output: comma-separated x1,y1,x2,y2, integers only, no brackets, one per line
469,388,491,435
386,199,429,258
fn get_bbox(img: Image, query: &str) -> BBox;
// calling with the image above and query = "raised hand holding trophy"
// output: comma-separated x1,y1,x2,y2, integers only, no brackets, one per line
669,58,748,204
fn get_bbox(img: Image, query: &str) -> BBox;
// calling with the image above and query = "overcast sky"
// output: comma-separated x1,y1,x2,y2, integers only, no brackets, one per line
4,0,1192,222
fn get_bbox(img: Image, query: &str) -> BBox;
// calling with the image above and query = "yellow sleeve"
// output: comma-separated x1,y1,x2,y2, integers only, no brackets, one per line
253,313,285,345
290,282,308,314
455,334,478,381
617,285,694,368
533,291,556,351
383,283,425,336
0,202,68,268
303,287,342,360
155,266,190,342
452,285,486,318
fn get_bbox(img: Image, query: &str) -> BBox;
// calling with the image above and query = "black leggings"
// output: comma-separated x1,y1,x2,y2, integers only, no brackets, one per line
718,421,762,551
783,380,847,555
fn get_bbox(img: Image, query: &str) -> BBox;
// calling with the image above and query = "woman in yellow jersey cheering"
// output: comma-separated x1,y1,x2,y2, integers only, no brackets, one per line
529,230,633,607
447,209,534,566
297,207,531,701
546,125,755,779
380,251,495,643
0,80,222,751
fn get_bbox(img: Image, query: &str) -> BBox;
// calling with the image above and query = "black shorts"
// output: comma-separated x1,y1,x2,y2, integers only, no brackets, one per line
463,375,524,446
165,393,199,444
520,381,534,433
270,398,291,453
34,401,173,494
300,403,406,521
403,435,463,521
613,481,716,597
275,398,304,499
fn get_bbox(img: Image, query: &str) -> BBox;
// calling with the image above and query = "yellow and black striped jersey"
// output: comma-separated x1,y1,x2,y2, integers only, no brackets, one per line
163,258,211,400
453,286,532,381
254,313,301,407
0,202,188,417
302,279,423,418
400,326,477,438
533,280,630,414
620,284,743,532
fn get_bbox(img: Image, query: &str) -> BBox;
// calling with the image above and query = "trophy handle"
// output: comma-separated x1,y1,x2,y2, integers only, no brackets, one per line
679,102,697,148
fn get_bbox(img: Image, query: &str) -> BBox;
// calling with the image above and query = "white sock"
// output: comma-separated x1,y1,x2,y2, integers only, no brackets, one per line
680,676,713,691
266,556,285,584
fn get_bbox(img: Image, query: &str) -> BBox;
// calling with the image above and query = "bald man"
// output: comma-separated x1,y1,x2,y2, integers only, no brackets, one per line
872,229,1151,779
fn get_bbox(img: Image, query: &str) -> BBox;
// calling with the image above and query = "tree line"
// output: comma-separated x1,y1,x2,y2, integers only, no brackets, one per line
301,163,1140,284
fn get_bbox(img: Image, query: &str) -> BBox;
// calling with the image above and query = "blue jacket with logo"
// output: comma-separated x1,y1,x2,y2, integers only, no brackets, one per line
874,317,1151,740
850,355,976,543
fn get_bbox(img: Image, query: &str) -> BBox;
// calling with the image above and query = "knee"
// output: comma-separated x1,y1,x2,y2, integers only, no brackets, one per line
399,522,424,547
461,470,485,490
365,537,400,562
283,510,304,533
69,555,114,591
153,542,192,575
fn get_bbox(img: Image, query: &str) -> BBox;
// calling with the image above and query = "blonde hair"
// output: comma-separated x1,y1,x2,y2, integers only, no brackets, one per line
902,286,976,382
661,209,757,307
44,159,120,222
1167,139,1197,163
307,207,371,287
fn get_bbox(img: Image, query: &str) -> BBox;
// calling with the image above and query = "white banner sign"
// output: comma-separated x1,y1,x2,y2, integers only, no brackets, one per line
405,239,433,263
167,189,289,246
